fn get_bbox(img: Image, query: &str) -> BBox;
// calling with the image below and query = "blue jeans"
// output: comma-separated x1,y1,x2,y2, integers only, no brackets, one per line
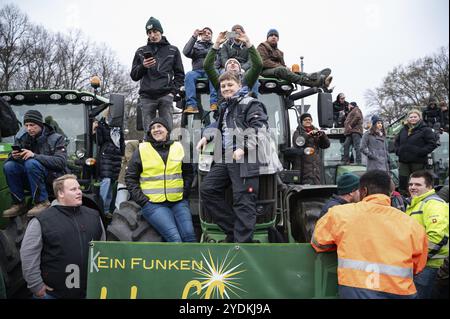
99,177,113,214
3,159,48,203
184,69,218,108
414,266,439,299
141,199,197,242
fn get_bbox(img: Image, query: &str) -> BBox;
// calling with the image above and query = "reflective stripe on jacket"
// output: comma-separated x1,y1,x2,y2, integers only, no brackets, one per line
405,189,449,268
311,194,428,297
139,142,184,203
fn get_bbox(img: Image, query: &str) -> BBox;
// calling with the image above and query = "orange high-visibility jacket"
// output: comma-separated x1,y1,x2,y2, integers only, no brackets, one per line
311,194,428,296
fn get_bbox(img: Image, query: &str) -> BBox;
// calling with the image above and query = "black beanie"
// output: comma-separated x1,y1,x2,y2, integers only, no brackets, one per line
149,117,170,132
337,173,360,195
300,113,312,122
145,17,163,34
23,110,44,127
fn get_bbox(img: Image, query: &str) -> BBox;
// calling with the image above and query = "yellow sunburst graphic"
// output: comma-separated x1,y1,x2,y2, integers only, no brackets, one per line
181,249,247,299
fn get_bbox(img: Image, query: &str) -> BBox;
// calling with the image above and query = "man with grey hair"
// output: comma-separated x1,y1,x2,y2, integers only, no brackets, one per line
20,174,105,299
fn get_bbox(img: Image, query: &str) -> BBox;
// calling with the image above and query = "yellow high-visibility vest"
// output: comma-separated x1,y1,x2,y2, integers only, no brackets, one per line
139,141,184,203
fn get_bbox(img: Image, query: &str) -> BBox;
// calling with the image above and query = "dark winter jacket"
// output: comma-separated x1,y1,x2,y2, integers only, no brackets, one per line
95,118,124,180
257,41,286,70
130,36,185,99
37,205,103,298
320,194,349,218
360,131,389,171
394,120,437,164
423,105,442,128
183,37,213,71
9,123,68,183
344,106,363,136
125,139,194,208
332,101,349,127
204,94,270,178
219,39,251,71
292,125,330,184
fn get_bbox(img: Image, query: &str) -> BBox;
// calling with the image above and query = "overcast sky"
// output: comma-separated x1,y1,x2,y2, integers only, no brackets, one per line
6,0,450,115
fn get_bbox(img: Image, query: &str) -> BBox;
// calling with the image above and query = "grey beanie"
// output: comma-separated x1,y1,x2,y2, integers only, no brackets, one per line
23,110,44,127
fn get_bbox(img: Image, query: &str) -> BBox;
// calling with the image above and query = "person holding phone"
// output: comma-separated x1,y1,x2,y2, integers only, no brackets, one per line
2,110,68,218
182,27,217,114
130,16,185,131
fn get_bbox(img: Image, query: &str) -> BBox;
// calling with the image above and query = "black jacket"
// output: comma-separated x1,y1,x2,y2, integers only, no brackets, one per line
395,120,437,164
37,205,103,299
182,37,213,71
125,140,194,208
205,94,269,178
423,105,442,127
130,36,185,99
95,118,124,180
292,125,330,185
9,123,68,183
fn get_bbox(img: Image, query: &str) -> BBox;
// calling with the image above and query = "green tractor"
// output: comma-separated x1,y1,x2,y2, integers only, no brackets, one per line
0,84,125,298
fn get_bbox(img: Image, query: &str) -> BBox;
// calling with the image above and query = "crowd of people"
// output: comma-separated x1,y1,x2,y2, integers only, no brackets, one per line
1,16,448,299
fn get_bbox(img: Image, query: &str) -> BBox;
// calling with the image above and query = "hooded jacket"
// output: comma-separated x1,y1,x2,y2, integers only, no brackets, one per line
125,135,194,208
394,120,437,164
130,36,185,99
312,194,428,298
183,37,213,71
9,123,68,183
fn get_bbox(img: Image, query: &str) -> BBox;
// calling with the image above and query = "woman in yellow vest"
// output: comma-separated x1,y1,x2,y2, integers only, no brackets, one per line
125,117,196,242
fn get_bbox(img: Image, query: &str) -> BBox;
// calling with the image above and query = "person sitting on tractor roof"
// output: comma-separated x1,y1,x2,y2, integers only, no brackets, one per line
2,110,68,218
332,93,349,127
257,29,333,90
125,117,196,242
183,27,218,114
203,29,262,110
20,174,105,299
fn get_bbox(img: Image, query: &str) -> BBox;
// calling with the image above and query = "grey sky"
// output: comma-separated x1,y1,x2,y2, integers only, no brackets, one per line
6,0,450,115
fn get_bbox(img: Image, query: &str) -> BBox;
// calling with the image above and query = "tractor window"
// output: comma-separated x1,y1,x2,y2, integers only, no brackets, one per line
323,137,346,184
3,104,87,159
259,93,286,146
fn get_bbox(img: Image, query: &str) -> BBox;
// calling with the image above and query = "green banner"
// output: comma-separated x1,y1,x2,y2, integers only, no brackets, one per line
87,242,337,299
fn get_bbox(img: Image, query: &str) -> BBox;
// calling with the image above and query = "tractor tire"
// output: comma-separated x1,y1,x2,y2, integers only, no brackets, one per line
291,197,327,243
106,201,162,242
0,215,31,299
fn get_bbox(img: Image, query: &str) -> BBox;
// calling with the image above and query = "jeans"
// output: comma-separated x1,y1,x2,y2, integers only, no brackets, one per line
140,94,174,132
343,133,362,164
3,159,48,203
141,199,196,242
414,266,439,299
99,177,113,214
184,70,218,108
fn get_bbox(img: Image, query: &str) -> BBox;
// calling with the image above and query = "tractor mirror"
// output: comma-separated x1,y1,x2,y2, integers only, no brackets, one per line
108,94,125,128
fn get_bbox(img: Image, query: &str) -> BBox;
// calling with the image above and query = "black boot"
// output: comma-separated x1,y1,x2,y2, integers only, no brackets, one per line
297,68,333,88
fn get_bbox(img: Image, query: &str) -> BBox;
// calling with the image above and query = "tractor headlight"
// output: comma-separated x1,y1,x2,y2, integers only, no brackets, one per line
295,136,306,147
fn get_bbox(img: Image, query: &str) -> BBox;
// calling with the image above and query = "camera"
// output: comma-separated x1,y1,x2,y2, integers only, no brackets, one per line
226,31,237,39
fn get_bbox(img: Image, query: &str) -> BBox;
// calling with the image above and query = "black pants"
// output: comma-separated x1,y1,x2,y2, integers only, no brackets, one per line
200,163,259,243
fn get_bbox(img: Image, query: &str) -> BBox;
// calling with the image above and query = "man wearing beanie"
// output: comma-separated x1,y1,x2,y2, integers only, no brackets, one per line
130,16,185,131
257,29,333,89
319,173,360,219
312,170,428,299
219,25,252,72
125,117,196,242
3,110,68,218
343,101,363,165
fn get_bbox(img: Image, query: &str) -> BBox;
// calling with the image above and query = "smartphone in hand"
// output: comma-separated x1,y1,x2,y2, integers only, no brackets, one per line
143,51,153,59
12,145,22,152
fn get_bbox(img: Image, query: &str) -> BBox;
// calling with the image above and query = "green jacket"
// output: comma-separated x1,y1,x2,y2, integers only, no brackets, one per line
405,189,449,268
203,45,262,90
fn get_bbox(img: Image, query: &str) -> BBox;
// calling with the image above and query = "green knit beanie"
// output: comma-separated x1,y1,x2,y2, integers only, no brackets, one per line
145,17,163,34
